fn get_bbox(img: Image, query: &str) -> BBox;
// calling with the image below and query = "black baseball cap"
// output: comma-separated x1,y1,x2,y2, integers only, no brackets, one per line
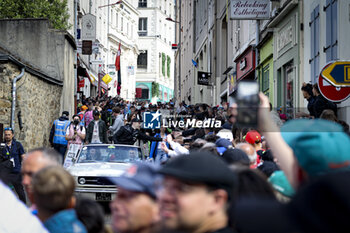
158,152,237,190
93,110,100,116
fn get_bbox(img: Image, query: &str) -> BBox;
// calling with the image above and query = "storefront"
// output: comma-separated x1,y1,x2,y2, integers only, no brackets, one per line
270,2,300,118
257,35,274,105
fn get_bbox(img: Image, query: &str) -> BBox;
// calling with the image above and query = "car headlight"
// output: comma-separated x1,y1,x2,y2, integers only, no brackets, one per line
78,177,86,185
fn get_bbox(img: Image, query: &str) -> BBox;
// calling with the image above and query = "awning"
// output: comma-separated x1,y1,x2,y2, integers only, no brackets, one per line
86,70,98,86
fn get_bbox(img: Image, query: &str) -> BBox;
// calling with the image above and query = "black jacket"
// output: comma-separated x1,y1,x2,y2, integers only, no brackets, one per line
113,124,162,145
86,120,108,144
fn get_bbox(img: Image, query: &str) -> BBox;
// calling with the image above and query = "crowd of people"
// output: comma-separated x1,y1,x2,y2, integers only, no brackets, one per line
1,89,350,233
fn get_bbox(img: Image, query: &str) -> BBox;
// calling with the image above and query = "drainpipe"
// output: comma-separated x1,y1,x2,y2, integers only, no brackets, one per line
11,68,25,132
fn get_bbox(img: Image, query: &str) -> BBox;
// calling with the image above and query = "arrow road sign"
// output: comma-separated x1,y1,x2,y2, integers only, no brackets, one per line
318,63,350,102
321,61,350,87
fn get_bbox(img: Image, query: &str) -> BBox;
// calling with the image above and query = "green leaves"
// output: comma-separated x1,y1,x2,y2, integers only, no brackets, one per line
167,55,171,77
152,82,160,98
162,53,166,77
0,0,71,30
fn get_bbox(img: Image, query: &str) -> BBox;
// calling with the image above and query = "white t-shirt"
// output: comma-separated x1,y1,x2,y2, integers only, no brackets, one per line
0,181,48,233
91,121,101,143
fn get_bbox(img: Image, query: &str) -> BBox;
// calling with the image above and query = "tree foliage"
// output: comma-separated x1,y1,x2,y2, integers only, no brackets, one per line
167,55,171,77
0,0,71,30
152,82,160,98
161,53,166,76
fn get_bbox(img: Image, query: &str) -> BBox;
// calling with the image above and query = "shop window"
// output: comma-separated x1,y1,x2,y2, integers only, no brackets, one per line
324,0,338,62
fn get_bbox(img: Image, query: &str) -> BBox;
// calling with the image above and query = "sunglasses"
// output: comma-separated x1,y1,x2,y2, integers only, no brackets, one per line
4,127,14,132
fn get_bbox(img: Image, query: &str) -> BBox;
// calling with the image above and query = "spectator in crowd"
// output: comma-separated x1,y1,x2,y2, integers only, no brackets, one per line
236,143,259,169
221,148,250,167
114,119,162,145
22,148,62,211
319,109,337,122
109,107,124,142
0,127,26,203
232,167,276,200
109,163,160,233
32,166,87,233
301,82,316,117
312,83,337,118
49,111,70,159
86,110,108,144
65,115,86,148
157,152,237,233
83,102,94,128
150,126,170,163
75,198,105,233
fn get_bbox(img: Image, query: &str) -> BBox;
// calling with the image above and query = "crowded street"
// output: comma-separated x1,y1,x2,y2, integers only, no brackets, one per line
1,1,350,233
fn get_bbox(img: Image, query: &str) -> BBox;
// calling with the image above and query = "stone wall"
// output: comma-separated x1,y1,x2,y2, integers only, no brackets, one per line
0,62,62,150
0,19,76,117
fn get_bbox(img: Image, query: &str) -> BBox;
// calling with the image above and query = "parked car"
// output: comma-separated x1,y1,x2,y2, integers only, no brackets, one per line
66,144,144,202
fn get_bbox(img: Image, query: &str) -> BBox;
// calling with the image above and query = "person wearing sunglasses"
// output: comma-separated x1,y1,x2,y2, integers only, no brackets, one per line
0,127,26,203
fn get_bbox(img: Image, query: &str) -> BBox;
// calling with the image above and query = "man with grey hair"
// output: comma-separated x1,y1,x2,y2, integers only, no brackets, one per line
236,143,258,169
21,148,62,206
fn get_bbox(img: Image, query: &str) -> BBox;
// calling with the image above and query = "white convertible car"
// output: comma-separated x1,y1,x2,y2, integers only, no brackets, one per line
66,144,144,202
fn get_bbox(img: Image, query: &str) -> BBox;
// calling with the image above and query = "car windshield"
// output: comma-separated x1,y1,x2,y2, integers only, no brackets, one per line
76,145,142,163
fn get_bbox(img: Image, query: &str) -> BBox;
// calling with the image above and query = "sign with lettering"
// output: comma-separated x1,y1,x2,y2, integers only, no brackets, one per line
230,0,270,19
197,71,211,86
82,14,96,41
277,23,293,52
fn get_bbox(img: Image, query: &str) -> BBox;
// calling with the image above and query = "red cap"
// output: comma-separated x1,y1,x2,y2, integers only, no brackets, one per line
245,130,261,144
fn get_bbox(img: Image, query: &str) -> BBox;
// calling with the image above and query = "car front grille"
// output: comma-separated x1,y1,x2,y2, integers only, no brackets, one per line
77,176,116,186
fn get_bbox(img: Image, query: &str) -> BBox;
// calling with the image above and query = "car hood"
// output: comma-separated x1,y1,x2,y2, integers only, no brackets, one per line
67,162,131,177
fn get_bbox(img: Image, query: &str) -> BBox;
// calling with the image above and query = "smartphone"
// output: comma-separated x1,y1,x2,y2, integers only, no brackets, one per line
235,81,259,128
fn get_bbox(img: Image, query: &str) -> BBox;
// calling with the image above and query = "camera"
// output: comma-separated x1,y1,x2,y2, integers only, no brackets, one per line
235,81,259,128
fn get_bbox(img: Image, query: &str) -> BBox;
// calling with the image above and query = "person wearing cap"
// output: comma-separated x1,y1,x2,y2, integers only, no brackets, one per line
157,152,237,233
113,118,162,146
49,111,70,159
109,163,160,233
86,110,108,144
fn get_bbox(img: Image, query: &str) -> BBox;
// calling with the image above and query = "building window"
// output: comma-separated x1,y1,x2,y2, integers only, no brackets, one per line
138,0,147,8
136,87,149,99
121,17,124,31
116,13,118,28
137,50,148,69
138,18,147,36
262,65,269,94
324,0,338,62
310,5,320,83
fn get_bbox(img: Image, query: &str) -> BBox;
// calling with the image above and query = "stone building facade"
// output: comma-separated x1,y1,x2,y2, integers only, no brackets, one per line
0,60,62,150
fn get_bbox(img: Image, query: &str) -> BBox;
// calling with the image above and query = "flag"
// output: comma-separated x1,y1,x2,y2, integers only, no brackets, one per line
192,59,198,68
115,43,122,95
